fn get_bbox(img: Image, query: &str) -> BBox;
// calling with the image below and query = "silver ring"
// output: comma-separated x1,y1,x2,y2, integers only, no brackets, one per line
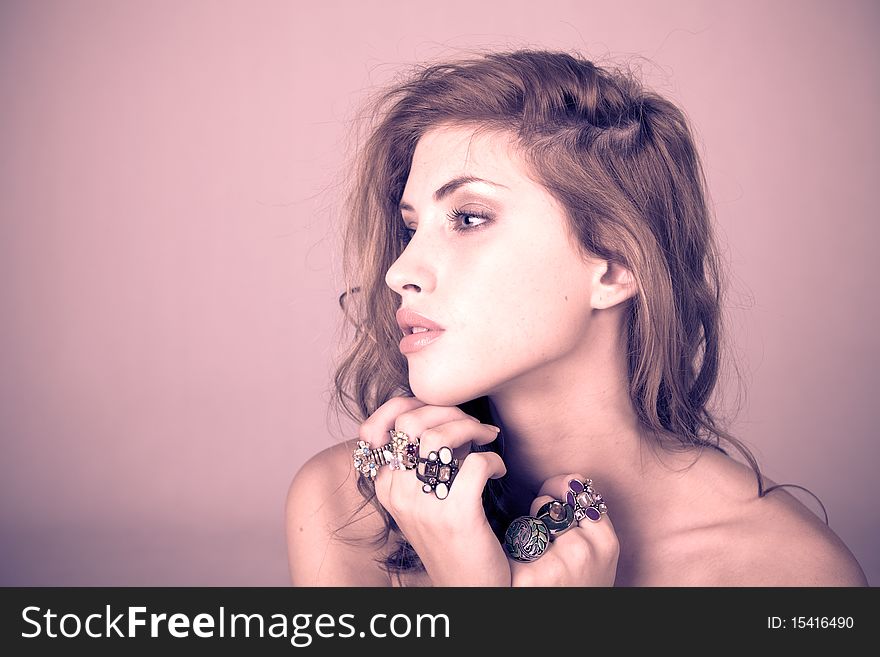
504,516,550,562
535,500,575,539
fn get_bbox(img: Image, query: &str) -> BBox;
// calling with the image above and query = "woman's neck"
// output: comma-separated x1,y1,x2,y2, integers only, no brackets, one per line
488,385,651,501
483,318,687,514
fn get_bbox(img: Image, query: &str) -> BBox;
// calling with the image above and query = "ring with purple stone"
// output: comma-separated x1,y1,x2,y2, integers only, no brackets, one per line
415,446,459,500
386,429,419,471
566,478,609,523
535,499,576,539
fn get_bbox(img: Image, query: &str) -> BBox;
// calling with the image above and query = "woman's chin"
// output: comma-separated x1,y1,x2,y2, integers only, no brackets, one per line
408,378,483,408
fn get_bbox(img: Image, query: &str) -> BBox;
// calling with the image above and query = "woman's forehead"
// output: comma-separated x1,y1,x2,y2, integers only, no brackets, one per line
406,125,528,192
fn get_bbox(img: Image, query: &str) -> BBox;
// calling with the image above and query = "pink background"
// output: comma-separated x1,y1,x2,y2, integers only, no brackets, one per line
1,0,877,586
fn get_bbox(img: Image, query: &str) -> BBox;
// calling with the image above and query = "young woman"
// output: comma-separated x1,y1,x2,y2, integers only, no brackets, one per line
285,49,867,586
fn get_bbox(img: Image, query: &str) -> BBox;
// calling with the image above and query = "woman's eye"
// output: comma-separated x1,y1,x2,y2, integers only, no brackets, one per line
399,225,416,244
446,207,491,232
398,208,492,244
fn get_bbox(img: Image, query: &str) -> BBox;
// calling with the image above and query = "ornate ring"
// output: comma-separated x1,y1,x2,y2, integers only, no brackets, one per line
535,500,575,539
504,515,550,562
352,439,389,479
386,429,419,471
566,478,608,522
415,446,458,500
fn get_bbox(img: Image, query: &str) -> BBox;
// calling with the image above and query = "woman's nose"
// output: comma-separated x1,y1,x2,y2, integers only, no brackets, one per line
385,239,435,296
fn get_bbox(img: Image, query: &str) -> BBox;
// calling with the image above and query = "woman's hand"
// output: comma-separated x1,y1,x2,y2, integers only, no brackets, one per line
359,397,510,586
509,473,620,587
364,396,510,586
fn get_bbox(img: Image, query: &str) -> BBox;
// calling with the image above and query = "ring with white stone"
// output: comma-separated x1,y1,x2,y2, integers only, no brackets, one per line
566,478,608,523
415,446,459,500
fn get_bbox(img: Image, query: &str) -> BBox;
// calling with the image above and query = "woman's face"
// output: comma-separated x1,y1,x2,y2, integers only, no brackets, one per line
385,124,603,406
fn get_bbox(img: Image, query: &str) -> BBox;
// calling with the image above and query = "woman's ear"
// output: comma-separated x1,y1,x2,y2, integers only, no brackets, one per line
590,260,637,310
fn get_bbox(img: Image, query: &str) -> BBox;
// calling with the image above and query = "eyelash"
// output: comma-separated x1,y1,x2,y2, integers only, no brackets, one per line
399,207,492,243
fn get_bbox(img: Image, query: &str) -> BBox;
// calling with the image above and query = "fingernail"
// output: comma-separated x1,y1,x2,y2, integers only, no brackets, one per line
486,424,501,433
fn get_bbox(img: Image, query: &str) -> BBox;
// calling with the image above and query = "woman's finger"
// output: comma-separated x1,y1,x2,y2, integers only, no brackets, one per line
370,402,499,507
536,473,574,499
534,472,617,537
415,418,501,458
358,395,426,446
394,404,494,443
529,494,557,517
547,473,618,556
445,451,507,503
402,419,501,504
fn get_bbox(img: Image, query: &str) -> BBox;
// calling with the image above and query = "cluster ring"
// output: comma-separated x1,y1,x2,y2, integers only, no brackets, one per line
566,478,608,522
352,429,419,479
415,446,459,500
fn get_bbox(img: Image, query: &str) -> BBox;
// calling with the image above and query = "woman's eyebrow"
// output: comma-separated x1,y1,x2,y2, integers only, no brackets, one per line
398,175,509,212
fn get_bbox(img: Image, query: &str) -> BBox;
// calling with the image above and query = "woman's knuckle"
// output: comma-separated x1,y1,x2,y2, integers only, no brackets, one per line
600,526,619,548
591,537,618,561
389,490,414,519
390,395,417,411
466,452,487,475
395,407,417,426
387,498,404,518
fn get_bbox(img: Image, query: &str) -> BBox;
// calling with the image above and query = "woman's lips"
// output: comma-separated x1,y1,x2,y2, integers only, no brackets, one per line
399,329,444,355
395,308,445,355
395,307,444,334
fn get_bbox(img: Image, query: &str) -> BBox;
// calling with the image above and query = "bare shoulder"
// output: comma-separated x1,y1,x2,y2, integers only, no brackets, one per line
285,439,394,586
725,485,868,586
672,451,868,586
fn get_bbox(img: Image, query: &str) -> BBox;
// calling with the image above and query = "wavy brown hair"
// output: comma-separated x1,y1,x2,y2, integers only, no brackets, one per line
329,48,823,577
